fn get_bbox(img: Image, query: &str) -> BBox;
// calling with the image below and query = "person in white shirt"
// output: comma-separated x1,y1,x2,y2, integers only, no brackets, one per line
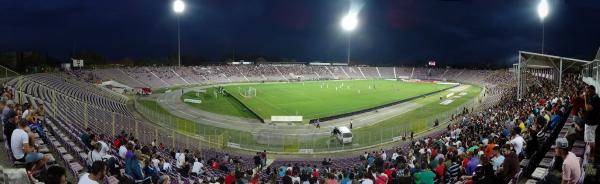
118,144,128,159
162,158,172,172
88,143,103,166
97,140,109,157
191,158,204,176
176,151,185,168
10,122,30,162
79,161,106,184
21,105,32,120
151,155,161,171
391,150,399,161
509,127,525,156
11,120,49,173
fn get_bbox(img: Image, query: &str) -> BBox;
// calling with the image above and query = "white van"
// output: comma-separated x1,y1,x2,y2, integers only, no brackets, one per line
333,126,352,144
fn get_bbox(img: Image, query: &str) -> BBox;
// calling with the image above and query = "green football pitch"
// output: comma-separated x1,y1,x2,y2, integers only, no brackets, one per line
183,80,454,122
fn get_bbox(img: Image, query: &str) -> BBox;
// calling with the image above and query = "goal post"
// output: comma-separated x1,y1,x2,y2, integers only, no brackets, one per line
239,86,257,98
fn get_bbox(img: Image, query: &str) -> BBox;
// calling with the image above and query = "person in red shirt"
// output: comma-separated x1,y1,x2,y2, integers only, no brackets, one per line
383,164,392,180
224,171,236,184
312,169,320,178
485,139,496,159
211,160,219,170
249,173,260,184
435,158,446,181
571,90,584,115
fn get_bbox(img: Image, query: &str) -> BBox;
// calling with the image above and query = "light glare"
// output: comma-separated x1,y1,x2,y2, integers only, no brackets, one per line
340,15,358,31
173,0,185,14
537,0,549,20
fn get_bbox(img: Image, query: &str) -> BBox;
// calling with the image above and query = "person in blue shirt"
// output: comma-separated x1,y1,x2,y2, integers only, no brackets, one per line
278,164,288,177
126,151,147,181
548,112,561,130
339,173,352,184
465,151,480,176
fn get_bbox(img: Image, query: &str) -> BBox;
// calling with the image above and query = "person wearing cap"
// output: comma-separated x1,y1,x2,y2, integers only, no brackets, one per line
555,138,581,184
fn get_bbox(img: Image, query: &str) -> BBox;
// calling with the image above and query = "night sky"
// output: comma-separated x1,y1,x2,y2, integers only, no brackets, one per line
1,0,599,66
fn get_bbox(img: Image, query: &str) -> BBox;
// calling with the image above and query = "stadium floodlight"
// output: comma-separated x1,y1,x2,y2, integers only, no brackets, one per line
340,14,358,65
537,0,549,53
537,0,549,20
173,0,185,67
340,14,358,32
173,0,185,14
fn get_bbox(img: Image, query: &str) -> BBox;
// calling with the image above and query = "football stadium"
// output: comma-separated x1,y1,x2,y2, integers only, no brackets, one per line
1,0,599,184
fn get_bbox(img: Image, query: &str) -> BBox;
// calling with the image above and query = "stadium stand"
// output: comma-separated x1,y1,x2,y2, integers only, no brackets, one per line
2,64,596,184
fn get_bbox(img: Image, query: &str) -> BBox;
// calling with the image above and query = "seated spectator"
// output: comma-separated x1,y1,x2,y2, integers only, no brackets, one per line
87,143,103,167
490,146,504,171
25,113,45,137
118,143,129,159
126,151,148,181
11,120,48,172
143,158,170,184
78,161,107,184
191,157,204,176
44,165,68,184
497,145,519,183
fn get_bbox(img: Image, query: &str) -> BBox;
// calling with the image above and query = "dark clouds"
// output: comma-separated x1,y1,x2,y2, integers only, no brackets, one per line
0,0,598,66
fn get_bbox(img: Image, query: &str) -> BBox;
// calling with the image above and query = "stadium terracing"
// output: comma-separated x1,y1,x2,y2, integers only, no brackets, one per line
1,50,599,183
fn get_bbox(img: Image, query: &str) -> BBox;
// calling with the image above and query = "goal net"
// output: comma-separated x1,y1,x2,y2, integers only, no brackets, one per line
239,86,257,98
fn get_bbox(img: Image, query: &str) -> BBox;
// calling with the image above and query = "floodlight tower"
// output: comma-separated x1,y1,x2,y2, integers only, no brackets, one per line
173,0,185,66
340,14,358,65
537,0,549,54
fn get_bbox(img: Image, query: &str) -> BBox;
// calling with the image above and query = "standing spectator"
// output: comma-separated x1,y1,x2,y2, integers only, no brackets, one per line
78,161,107,184
582,85,600,163
4,111,17,144
555,138,581,184
80,128,92,149
253,152,262,169
261,150,267,167
413,163,435,184
447,156,461,184
0,100,6,123
509,127,524,158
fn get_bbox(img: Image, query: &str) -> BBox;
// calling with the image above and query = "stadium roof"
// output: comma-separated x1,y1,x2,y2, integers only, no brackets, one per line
518,51,591,71
596,47,600,62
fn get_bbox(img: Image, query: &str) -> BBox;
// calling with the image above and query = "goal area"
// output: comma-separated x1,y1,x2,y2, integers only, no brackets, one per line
239,86,257,98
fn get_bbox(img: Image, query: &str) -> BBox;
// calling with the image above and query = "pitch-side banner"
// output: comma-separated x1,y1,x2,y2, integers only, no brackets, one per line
271,116,303,122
